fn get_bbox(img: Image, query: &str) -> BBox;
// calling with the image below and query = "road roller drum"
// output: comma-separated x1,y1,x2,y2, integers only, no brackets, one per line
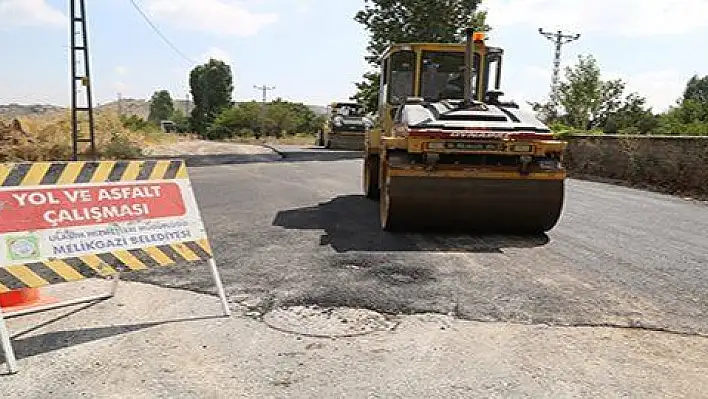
379,175,565,233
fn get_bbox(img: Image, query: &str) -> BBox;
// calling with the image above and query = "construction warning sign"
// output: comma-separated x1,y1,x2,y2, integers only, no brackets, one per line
0,159,213,293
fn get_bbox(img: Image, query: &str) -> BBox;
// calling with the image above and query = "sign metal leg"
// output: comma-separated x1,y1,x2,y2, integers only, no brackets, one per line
208,258,231,317
0,307,18,374
110,273,120,296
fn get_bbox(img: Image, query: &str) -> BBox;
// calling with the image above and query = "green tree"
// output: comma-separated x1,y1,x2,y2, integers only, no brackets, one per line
351,71,380,114
542,54,650,131
189,58,234,137
604,93,658,134
652,75,708,135
208,101,262,139
555,55,620,129
208,99,325,139
683,75,708,103
352,0,490,113
265,100,296,137
655,100,708,135
277,101,326,134
147,90,174,124
170,109,191,133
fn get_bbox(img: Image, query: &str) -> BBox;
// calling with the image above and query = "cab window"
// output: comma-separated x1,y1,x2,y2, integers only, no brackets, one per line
387,50,415,105
419,51,480,101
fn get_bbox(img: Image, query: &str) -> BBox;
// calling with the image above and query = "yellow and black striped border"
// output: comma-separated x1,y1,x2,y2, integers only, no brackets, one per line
0,159,218,292
0,159,189,187
0,239,212,293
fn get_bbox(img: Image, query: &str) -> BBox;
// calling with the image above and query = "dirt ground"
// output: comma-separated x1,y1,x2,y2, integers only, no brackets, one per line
1,279,706,398
144,139,278,157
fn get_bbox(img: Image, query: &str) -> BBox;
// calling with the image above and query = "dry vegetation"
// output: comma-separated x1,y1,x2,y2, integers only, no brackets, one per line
0,111,175,162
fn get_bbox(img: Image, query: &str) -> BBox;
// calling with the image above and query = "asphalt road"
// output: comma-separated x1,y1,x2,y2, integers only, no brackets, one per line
125,146,708,337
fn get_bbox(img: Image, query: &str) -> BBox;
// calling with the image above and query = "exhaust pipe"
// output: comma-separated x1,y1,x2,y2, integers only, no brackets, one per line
464,27,475,106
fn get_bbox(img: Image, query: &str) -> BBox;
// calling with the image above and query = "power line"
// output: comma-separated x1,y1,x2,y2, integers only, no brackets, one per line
128,0,195,64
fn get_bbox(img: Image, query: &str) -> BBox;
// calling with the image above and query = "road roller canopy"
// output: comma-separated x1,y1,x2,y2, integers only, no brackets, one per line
378,42,504,107
330,102,366,117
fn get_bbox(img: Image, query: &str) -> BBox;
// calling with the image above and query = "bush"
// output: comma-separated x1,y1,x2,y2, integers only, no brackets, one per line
205,125,234,140
120,114,152,131
206,99,326,140
101,131,143,159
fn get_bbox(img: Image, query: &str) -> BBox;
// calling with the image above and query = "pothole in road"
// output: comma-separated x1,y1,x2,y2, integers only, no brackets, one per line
330,257,378,270
369,263,435,285
330,257,435,286
262,305,398,338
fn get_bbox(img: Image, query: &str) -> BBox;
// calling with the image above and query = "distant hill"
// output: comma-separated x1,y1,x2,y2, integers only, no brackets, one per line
95,98,194,120
0,104,66,119
0,99,328,120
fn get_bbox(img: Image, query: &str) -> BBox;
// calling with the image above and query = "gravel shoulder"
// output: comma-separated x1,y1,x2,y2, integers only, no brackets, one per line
142,139,282,166
144,139,278,157
2,279,706,397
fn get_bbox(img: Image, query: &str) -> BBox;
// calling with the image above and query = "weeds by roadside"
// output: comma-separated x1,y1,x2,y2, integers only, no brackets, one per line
0,112,176,161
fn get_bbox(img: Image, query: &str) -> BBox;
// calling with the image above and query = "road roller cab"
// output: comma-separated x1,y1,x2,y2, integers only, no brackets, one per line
317,102,372,150
363,29,568,233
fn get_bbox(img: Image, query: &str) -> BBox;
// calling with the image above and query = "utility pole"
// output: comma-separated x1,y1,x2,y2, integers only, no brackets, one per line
70,0,97,161
253,84,275,103
117,92,123,116
253,85,274,138
538,28,581,105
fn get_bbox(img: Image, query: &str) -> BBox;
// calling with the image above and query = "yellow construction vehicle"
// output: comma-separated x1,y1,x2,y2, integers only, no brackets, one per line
363,28,567,233
316,102,372,150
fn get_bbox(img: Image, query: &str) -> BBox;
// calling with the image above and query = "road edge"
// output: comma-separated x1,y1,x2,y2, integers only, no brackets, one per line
260,144,286,158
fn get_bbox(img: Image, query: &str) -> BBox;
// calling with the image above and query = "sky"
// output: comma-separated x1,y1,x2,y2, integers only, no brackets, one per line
1,0,707,113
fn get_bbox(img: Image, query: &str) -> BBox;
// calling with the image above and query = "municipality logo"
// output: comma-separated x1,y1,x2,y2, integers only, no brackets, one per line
6,235,40,261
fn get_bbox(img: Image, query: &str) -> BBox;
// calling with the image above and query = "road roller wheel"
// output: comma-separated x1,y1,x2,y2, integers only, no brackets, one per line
380,171,393,231
363,154,380,200
380,170,407,231
379,156,405,231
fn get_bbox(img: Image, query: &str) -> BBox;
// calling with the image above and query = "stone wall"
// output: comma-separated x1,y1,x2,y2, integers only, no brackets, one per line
563,135,708,199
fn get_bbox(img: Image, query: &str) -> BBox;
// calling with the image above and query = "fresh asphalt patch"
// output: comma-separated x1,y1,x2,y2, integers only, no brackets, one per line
121,153,708,337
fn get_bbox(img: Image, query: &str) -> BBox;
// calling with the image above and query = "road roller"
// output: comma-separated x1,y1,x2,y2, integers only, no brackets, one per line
362,28,568,233
317,102,372,150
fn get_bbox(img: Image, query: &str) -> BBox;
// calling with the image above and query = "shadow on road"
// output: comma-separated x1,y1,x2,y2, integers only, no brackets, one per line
146,148,362,167
273,148,364,163
2,313,225,365
272,195,550,253
146,153,281,167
